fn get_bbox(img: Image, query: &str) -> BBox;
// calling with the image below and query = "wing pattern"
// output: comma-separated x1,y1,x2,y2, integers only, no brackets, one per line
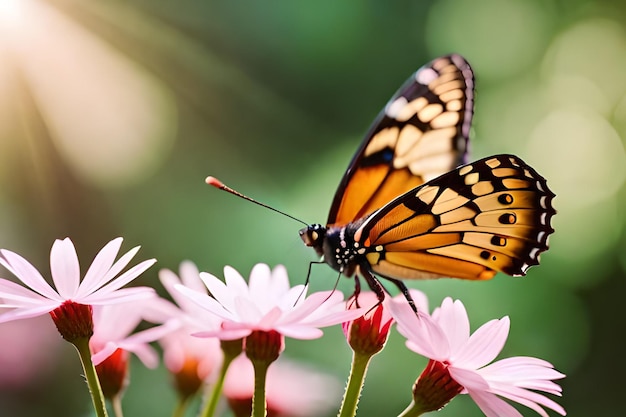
354,155,556,281
328,54,475,226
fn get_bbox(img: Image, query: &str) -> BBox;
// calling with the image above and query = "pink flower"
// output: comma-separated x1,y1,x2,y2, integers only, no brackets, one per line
90,300,175,368
224,354,341,417
156,262,223,398
174,263,365,341
389,297,566,417
0,237,156,324
89,300,176,398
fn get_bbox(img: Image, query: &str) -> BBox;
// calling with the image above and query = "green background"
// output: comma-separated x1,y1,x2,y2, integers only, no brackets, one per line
0,0,624,416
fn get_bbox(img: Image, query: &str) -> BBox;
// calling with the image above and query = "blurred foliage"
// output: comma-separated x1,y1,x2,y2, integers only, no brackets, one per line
1,0,625,416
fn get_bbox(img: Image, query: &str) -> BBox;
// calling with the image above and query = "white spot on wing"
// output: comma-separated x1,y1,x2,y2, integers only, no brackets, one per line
416,68,439,85
385,97,408,118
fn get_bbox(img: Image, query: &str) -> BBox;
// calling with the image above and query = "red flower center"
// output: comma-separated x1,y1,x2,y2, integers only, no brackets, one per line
412,359,464,413
49,301,93,343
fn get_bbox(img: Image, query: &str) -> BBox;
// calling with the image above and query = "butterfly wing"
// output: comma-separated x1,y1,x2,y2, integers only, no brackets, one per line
327,54,475,226
354,155,556,280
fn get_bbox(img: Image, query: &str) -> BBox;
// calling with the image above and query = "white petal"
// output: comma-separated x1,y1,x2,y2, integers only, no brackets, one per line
77,238,123,297
122,343,159,369
88,259,156,298
276,324,324,340
257,306,284,329
179,261,205,292
200,272,235,311
0,249,60,300
77,245,140,298
269,265,291,296
91,341,119,366
434,298,470,353
50,238,81,298
223,265,250,296
448,367,489,391
174,284,234,321
233,295,263,322
453,317,510,368
488,384,565,417
84,286,155,305
248,263,272,302
0,279,53,306
468,389,524,417
390,297,449,359
0,302,60,323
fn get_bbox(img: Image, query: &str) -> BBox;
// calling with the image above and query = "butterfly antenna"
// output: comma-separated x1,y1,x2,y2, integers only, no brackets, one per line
206,176,308,226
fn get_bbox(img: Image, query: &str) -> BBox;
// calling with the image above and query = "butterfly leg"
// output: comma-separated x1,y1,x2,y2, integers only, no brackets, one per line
349,276,362,308
359,266,387,306
294,260,327,306
385,277,419,315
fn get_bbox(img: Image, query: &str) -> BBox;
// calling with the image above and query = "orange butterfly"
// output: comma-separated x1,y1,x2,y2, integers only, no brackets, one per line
210,54,555,312
297,55,555,311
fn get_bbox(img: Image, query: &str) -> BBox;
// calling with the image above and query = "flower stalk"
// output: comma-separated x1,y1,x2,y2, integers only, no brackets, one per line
200,338,243,417
337,351,372,417
73,336,109,417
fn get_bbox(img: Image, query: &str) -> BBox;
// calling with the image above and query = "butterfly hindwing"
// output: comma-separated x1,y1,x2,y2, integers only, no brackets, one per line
327,54,475,227
355,155,556,281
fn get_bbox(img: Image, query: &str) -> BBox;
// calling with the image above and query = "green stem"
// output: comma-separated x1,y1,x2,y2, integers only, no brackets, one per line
72,337,109,417
397,401,425,417
199,352,237,417
250,359,270,417
337,352,373,417
112,395,124,417
171,396,190,417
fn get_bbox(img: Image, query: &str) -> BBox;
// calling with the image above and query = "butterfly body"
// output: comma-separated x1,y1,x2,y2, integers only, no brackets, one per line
300,54,556,305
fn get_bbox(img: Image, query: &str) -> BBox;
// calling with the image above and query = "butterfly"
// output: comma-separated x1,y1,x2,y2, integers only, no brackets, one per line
297,54,556,312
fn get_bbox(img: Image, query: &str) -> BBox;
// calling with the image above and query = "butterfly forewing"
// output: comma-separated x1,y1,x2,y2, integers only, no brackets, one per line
327,54,475,227
357,155,556,281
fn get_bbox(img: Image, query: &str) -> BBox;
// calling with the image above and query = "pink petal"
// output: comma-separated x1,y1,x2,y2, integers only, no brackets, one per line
258,306,284,329
453,317,510,369
248,263,273,301
199,272,235,311
175,283,235,321
278,285,308,311
123,343,159,369
88,258,156,298
50,238,81,299
434,298,470,353
223,266,249,296
269,265,291,294
0,250,60,300
480,357,565,386
178,261,205,292
84,286,155,305
276,324,324,340
488,384,566,417
91,341,119,366
0,279,52,306
0,302,60,323
468,390,524,417
232,295,263,323
195,327,251,340
389,298,449,360
77,238,124,297
448,366,490,391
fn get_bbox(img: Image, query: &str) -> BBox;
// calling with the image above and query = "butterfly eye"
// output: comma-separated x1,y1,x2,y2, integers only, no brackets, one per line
299,225,323,247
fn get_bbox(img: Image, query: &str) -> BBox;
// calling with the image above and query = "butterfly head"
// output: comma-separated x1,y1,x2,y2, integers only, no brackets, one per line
299,224,326,257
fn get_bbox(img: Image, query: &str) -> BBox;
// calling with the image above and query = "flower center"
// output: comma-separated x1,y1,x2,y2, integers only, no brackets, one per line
411,359,464,413
49,301,94,343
